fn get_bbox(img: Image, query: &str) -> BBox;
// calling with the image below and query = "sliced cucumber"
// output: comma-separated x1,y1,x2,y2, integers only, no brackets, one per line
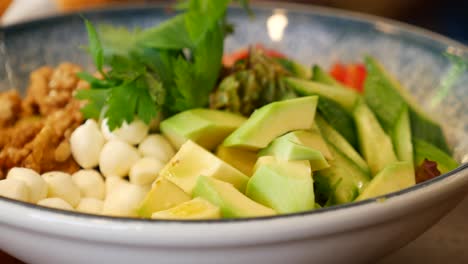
316,97,358,149
364,56,450,154
285,77,360,112
314,143,370,205
353,100,398,176
391,105,413,163
413,138,459,174
315,114,369,175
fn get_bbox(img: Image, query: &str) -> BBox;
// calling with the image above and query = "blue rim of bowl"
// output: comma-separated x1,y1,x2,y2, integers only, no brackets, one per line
0,2,467,224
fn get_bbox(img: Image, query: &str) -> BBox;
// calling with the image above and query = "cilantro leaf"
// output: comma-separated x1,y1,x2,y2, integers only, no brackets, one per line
75,89,109,119
137,15,193,49
75,72,115,88
83,18,104,74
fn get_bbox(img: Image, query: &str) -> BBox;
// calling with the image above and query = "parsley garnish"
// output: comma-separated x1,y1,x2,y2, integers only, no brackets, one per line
78,0,248,130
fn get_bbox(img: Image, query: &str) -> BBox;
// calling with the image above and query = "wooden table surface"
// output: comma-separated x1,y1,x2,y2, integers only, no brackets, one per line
2,195,467,263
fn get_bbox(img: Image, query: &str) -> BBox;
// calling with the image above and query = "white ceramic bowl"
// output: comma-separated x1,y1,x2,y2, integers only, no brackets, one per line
1,3,467,264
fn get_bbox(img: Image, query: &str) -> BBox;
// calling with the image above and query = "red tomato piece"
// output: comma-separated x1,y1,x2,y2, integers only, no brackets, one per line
330,62,366,93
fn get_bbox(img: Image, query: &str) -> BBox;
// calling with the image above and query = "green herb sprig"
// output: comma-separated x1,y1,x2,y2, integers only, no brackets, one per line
77,0,249,130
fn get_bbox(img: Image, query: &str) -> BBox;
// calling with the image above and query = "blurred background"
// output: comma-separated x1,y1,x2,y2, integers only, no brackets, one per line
0,0,467,44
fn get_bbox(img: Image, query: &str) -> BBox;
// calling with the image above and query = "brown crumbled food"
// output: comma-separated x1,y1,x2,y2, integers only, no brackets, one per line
0,63,85,179
0,89,22,127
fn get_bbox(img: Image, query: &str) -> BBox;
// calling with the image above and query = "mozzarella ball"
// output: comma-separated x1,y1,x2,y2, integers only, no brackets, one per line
101,118,149,145
102,182,149,217
42,171,81,207
76,198,103,215
70,119,105,169
7,167,47,203
129,157,164,185
105,176,128,197
99,140,141,178
37,197,74,211
72,170,105,200
138,134,175,163
0,178,29,202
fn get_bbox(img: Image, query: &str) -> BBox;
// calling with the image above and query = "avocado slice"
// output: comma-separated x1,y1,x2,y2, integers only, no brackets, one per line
413,138,458,174
151,197,221,220
314,142,370,205
160,140,249,194
353,100,398,176
270,128,333,160
138,178,191,218
160,108,247,150
258,132,330,171
223,96,318,150
364,56,450,154
355,161,415,201
315,115,370,175
216,146,257,176
193,176,276,218
246,159,315,214
284,77,360,112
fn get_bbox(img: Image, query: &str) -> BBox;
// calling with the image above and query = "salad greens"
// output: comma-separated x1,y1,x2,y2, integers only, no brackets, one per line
70,0,463,218
77,0,248,130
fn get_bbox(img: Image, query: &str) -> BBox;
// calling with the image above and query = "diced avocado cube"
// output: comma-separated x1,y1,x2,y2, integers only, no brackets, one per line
216,146,257,176
193,176,276,218
356,161,415,201
160,140,249,194
223,96,318,150
246,159,315,214
160,108,246,150
258,131,330,171
138,178,191,218
151,197,221,220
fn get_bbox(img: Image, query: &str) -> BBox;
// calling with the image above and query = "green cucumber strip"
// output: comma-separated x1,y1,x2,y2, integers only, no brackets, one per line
314,143,370,205
316,97,358,149
364,56,450,154
353,100,398,176
413,138,459,174
391,105,413,163
285,77,360,112
315,114,369,174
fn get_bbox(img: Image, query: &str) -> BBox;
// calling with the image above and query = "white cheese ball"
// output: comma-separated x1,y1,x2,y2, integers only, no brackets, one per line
101,118,149,145
37,197,74,211
102,182,149,217
129,157,165,185
99,140,141,178
105,176,128,197
72,170,105,200
76,198,103,215
0,178,29,202
7,167,47,203
70,119,105,169
42,171,81,207
138,134,175,163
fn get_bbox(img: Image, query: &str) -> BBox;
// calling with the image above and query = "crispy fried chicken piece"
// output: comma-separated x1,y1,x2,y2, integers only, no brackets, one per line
0,90,22,127
0,63,84,179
